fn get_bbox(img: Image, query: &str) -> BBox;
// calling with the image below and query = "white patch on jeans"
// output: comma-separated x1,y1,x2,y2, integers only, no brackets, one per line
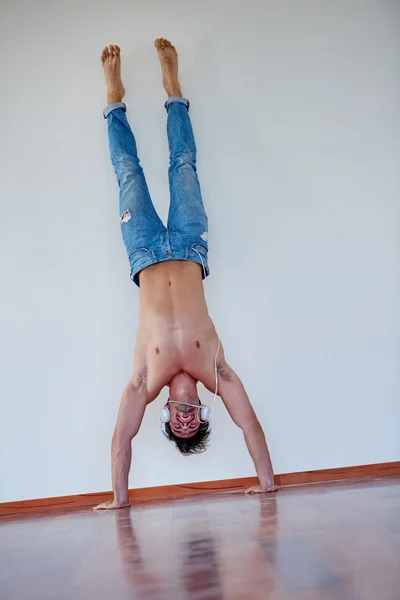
200,231,208,242
120,210,131,224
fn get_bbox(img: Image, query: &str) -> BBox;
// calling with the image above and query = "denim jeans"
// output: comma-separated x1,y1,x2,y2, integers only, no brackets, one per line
104,98,209,286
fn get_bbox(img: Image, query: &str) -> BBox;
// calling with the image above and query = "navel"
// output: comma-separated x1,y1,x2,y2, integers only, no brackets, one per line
196,341,201,349
155,347,160,355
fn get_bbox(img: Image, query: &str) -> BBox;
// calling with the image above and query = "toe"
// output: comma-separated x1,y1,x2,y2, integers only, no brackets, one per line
109,45,114,55
164,39,171,47
114,45,121,54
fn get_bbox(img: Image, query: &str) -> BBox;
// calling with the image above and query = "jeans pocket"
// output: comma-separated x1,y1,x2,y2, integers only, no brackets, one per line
128,247,154,261
128,248,155,284
191,242,208,255
128,247,155,272
190,243,208,277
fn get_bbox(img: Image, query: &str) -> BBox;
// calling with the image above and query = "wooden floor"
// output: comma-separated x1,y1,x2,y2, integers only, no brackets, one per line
1,478,400,600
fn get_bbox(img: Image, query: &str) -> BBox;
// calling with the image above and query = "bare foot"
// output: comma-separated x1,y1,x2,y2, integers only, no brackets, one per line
101,45,125,105
154,38,182,98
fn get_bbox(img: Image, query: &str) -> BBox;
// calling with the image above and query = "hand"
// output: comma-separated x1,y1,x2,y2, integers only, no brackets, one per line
245,484,278,495
93,499,130,510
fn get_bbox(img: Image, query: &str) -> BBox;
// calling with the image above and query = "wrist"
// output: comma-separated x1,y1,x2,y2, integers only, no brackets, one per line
258,474,275,489
113,490,129,505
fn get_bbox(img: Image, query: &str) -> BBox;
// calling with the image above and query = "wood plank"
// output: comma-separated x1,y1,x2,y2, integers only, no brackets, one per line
276,460,400,486
0,477,259,517
1,461,399,517
2,478,400,599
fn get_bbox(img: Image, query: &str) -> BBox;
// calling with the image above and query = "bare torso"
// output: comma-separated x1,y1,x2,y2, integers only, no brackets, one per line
134,261,220,400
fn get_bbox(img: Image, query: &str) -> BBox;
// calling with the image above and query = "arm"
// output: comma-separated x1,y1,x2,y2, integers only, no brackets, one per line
217,361,277,494
94,377,148,510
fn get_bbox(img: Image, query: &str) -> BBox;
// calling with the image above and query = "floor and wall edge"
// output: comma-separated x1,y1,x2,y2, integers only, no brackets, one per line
2,461,399,517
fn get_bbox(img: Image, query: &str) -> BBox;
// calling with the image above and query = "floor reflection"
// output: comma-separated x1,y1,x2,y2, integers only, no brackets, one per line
4,479,400,599
113,493,364,599
115,509,223,599
182,535,222,599
115,510,164,600
257,495,348,595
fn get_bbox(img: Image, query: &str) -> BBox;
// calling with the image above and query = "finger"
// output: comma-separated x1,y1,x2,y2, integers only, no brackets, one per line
93,502,110,510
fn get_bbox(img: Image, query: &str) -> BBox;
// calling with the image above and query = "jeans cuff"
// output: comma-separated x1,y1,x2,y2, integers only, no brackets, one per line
103,102,127,119
164,97,190,112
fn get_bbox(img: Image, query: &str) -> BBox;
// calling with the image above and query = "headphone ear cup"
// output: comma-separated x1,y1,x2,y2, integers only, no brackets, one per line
200,405,212,422
159,407,171,423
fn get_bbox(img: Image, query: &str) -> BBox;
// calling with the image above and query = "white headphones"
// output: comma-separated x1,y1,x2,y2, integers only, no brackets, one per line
160,403,212,425
160,338,221,438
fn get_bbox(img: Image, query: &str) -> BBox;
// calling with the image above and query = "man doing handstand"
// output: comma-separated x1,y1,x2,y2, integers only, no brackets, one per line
95,39,277,510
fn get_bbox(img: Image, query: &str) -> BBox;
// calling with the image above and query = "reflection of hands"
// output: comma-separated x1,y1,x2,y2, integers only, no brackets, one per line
93,499,131,510
245,484,278,495
115,510,164,599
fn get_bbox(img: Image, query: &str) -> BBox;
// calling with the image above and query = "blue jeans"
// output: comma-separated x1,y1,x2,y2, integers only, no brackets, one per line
104,97,209,287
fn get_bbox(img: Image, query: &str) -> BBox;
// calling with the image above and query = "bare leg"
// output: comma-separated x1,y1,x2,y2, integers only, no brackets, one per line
154,38,182,98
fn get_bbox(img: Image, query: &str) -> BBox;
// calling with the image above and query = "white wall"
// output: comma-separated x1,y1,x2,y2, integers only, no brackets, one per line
1,0,399,503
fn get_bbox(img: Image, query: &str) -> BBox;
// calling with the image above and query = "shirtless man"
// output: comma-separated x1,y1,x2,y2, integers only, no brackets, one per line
95,39,276,510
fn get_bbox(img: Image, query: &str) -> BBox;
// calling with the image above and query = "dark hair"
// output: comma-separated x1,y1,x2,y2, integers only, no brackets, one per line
164,422,211,455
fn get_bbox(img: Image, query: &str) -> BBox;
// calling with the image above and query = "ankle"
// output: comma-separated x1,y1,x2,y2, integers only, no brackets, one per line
107,91,124,105
165,83,182,98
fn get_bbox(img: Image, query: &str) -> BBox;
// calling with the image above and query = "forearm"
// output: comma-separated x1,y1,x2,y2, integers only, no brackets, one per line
111,434,132,504
243,421,275,488
94,378,147,511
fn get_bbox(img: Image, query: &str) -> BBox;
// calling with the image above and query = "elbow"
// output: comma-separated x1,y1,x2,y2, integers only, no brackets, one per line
112,430,134,454
241,417,262,437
